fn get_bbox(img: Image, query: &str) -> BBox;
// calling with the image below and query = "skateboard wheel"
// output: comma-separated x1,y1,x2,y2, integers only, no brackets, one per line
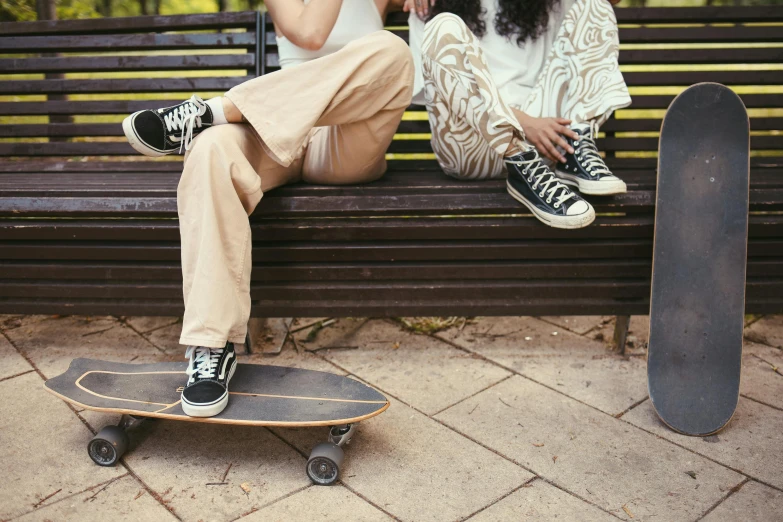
306,442,344,485
88,426,128,466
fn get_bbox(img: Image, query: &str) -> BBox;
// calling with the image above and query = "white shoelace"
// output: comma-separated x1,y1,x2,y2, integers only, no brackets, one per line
512,151,576,208
574,130,611,178
185,346,223,382
163,95,207,153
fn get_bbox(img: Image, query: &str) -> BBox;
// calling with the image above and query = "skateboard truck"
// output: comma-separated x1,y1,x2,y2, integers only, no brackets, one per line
306,424,356,486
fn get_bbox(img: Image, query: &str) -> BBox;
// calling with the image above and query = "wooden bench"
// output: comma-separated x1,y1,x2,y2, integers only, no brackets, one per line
1,7,782,349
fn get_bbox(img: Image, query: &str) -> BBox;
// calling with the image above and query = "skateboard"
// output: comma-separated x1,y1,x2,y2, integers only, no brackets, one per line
648,83,749,436
45,358,389,485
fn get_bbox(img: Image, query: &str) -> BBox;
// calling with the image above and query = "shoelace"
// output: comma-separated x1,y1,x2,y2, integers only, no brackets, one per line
512,151,576,208
163,95,207,153
574,129,611,178
185,346,223,382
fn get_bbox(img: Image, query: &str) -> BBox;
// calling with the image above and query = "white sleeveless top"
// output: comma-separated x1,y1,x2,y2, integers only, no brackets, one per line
409,0,575,106
277,0,385,69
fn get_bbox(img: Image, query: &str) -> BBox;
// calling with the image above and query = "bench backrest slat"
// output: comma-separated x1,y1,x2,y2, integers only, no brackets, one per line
1,7,782,162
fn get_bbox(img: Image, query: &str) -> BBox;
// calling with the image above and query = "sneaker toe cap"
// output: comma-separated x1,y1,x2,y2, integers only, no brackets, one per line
133,111,165,148
566,199,593,216
182,381,226,405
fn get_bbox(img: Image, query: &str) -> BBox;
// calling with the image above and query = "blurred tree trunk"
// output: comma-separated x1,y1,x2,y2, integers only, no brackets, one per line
141,0,162,15
35,0,55,19
140,0,148,15
218,0,228,11
36,0,71,141
98,0,112,17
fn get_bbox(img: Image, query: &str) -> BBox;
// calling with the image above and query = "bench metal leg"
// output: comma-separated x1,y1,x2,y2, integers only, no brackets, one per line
612,315,631,355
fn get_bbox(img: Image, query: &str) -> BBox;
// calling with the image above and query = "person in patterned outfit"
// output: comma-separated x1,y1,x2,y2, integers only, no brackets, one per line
405,0,631,229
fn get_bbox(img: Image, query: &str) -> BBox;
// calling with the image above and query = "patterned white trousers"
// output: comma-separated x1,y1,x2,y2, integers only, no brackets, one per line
422,0,632,180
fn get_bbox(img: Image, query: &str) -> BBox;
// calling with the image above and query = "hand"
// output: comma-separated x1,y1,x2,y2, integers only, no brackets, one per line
516,113,578,164
403,0,434,20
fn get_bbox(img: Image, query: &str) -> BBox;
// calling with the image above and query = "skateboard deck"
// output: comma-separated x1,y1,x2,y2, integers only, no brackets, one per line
45,358,389,426
46,358,389,484
648,83,749,436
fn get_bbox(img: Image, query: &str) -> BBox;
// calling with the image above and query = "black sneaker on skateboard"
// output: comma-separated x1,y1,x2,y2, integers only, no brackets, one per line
648,83,749,436
506,149,595,229
182,343,237,418
122,95,213,157
555,122,627,196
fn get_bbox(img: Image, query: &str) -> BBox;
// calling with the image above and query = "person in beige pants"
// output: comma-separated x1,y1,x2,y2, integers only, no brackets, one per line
122,0,413,417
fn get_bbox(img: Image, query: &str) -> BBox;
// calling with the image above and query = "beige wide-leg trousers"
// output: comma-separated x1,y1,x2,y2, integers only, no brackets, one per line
422,0,632,180
177,31,414,348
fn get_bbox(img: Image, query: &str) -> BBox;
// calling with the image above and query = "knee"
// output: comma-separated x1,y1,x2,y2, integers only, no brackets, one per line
180,125,242,188
422,13,473,58
366,31,414,73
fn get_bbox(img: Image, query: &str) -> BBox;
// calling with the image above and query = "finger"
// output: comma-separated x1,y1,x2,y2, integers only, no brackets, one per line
539,141,558,163
555,118,571,125
551,133,572,157
544,134,567,163
554,127,575,152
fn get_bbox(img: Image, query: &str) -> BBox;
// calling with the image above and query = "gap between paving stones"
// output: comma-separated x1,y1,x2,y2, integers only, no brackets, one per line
694,477,750,522
460,476,543,522
419,326,783,497
1,324,186,521
316,361,621,521
261,423,401,521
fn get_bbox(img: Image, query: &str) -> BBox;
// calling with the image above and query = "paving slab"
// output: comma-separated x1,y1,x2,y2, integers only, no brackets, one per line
0,372,124,520
438,316,647,416
744,315,783,349
317,319,511,415
16,475,177,522
0,314,58,331
624,397,783,489
537,316,610,336
468,479,616,522
4,315,169,379
122,316,181,334
123,422,309,522
143,322,184,354
701,480,783,522
0,331,33,381
271,395,532,522
245,484,392,521
741,341,783,410
436,376,743,521
291,317,369,350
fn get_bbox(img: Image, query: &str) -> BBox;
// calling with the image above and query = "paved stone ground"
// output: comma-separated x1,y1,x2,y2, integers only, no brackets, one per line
1,314,782,521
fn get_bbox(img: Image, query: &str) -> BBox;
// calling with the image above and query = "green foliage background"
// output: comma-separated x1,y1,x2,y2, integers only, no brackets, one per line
2,0,783,23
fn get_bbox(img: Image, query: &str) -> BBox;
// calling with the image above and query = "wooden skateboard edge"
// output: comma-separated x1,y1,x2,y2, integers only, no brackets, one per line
647,392,739,437
44,383,390,428
647,82,748,438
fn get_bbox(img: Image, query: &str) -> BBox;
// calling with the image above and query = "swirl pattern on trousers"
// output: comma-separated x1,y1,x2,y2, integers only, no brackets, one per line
422,0,632,180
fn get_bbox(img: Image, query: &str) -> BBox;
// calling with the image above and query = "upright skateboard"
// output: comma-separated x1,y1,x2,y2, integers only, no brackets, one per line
45,359,389,485
648,83,749,436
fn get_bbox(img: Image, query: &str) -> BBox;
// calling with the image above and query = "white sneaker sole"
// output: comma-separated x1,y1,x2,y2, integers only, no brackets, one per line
181,361,237,418
122,112,169,158
507,183,595,229
555,170,627,196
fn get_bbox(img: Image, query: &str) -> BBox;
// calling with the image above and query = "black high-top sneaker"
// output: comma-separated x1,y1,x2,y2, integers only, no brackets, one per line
122,95,213,157
555,122,626,195
181,343,237,417
506,149,595,229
